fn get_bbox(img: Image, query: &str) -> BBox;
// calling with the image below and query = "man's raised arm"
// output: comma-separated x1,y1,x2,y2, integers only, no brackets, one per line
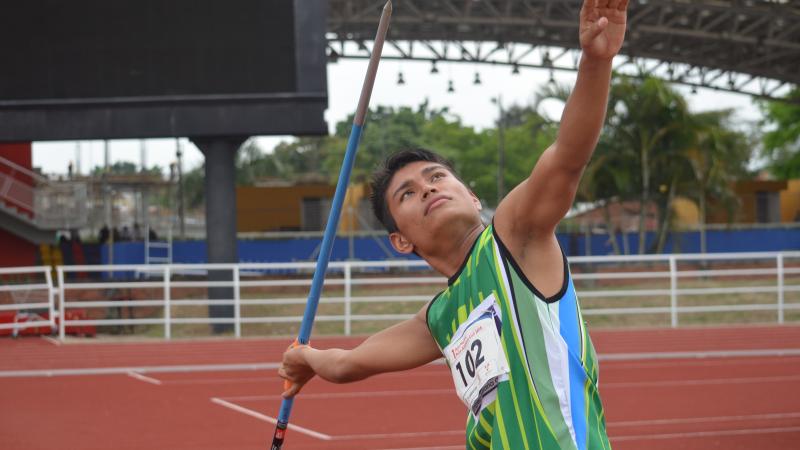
496,0,629,237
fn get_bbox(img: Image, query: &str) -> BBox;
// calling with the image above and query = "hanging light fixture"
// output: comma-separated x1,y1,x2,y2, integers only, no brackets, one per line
542,51,552,67
473,72,482,85
548,69,556,86
397,71,405,85
448,79,455,93
430,61,439,74
691,85,698,94
512,64,520,75
327,48,340,63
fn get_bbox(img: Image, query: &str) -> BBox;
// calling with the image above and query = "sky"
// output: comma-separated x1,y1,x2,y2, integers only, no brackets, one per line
32,57,765,176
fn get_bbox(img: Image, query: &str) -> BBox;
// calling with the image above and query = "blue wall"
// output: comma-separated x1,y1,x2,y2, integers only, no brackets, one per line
99,229,800,265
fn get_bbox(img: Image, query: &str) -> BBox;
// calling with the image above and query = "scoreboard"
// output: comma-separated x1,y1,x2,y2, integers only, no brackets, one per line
0,0,328,140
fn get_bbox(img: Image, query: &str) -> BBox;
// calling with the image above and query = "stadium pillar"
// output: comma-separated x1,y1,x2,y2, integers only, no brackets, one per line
194,137,246,334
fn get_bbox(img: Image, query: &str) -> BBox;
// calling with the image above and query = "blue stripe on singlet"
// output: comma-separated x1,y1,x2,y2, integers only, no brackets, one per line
558,276,588,450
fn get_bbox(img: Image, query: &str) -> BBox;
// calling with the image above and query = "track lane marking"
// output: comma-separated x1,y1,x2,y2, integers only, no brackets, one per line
210,397,332,441
126,371,162,385
334,430,463,440
603,355,800,370
158,376,270,385
222,389,454,402
599,348,800,361
375,446,464,450
611,411,800,427
611,425,800,441
3,348,798,378
0,362,280,378
40,336,61,346
603,374,800,388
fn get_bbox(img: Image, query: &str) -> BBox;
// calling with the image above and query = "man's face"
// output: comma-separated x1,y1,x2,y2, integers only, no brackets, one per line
385,161,481,253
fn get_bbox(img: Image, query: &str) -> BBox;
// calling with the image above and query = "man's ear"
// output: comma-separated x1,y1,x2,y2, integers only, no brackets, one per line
470,190,482,211
389,231,415,255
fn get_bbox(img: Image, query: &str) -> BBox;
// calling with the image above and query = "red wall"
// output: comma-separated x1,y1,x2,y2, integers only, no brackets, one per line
0,227,37,267
0,142,32,169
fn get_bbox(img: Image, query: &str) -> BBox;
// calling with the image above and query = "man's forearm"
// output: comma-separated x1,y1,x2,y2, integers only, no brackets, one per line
554,55,613,170
302,347,362,383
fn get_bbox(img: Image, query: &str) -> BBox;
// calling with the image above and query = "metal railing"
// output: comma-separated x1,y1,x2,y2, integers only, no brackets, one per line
0,155,88,229
568,251,800,327
2,251,799,340
0,267,56,336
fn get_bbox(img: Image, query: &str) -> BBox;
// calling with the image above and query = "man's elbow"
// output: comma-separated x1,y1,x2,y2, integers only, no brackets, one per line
327,351,370,384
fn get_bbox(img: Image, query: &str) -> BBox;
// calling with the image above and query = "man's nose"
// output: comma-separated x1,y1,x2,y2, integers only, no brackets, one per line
422,185,437,199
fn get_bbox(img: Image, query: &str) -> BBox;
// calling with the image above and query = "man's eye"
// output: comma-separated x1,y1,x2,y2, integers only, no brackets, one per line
432,173,444,181
401,190,413,200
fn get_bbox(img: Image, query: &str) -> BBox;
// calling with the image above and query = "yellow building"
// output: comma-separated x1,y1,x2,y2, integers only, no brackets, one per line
236,182,370,233
781,180,800,222
672,179,800,227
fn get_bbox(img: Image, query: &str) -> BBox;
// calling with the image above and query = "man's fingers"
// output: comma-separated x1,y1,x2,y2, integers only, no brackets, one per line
282,382,303,398
580,0,597,15
618,0,629,11
583,16,608,41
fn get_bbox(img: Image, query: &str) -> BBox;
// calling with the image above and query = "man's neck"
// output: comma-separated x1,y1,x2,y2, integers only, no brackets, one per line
420,222,485,279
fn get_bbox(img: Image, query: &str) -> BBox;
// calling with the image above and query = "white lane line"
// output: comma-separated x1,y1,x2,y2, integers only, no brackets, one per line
611,425,800,442
611,411,800,428
3,348,797,379
375,446,464,450
210,397,332,441
599,348,800,361
127,367,447,386
223,389,454,402
603,374,800,388
40,336,61,346
334,430,463,441
159,376,271,385
0,362,280,378
603,355,800,370
127,371,162,385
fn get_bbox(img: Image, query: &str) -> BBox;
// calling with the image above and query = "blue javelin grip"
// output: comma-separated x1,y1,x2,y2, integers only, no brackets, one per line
270,3,392,449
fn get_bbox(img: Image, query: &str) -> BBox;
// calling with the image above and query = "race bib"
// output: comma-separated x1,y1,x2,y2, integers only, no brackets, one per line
443,294,510,417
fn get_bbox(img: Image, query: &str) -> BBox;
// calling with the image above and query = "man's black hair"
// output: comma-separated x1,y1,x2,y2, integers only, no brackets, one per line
370,148,459,233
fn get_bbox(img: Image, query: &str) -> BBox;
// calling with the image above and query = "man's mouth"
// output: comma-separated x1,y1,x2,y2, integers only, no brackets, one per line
425,196,449,215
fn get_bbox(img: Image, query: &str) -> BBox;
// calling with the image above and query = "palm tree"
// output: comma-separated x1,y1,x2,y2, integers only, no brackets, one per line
682,110,751,252
608,76,692,253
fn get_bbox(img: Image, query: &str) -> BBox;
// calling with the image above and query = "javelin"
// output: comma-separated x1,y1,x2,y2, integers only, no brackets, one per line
269,2,393,449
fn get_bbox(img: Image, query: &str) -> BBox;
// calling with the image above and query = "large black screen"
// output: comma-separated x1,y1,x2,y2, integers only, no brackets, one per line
1,0,296,100
0,0,327,140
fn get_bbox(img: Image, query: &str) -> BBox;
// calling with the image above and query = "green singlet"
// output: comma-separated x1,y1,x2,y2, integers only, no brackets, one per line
426,224,610,450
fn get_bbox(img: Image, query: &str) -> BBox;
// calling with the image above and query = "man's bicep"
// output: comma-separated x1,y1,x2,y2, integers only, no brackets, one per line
348,307,442,376
496,144,583,236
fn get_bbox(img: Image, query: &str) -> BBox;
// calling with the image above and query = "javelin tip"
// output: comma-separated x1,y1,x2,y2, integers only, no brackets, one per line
384,0,392,13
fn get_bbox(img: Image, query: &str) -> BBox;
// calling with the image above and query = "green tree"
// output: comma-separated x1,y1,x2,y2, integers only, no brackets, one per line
606,76,694,253
323,103,441,182
681,110,751,253
564,76,752,254
760,88,800,179
91,161,163,176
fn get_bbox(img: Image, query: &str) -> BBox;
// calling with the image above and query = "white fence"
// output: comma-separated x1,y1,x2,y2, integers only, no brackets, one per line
1,251,799,340
0,267,56,336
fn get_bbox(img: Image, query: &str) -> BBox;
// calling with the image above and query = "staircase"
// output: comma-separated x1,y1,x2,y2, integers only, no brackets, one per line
0,155,88,244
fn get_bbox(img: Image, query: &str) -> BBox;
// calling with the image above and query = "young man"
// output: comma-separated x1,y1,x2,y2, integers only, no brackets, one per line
279,1,629,448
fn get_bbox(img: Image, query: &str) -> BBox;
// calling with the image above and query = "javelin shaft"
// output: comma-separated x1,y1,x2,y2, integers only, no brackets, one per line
270,2,392,449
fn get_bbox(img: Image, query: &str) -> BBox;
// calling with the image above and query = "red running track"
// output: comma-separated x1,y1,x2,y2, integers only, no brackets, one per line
2,325,800,450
